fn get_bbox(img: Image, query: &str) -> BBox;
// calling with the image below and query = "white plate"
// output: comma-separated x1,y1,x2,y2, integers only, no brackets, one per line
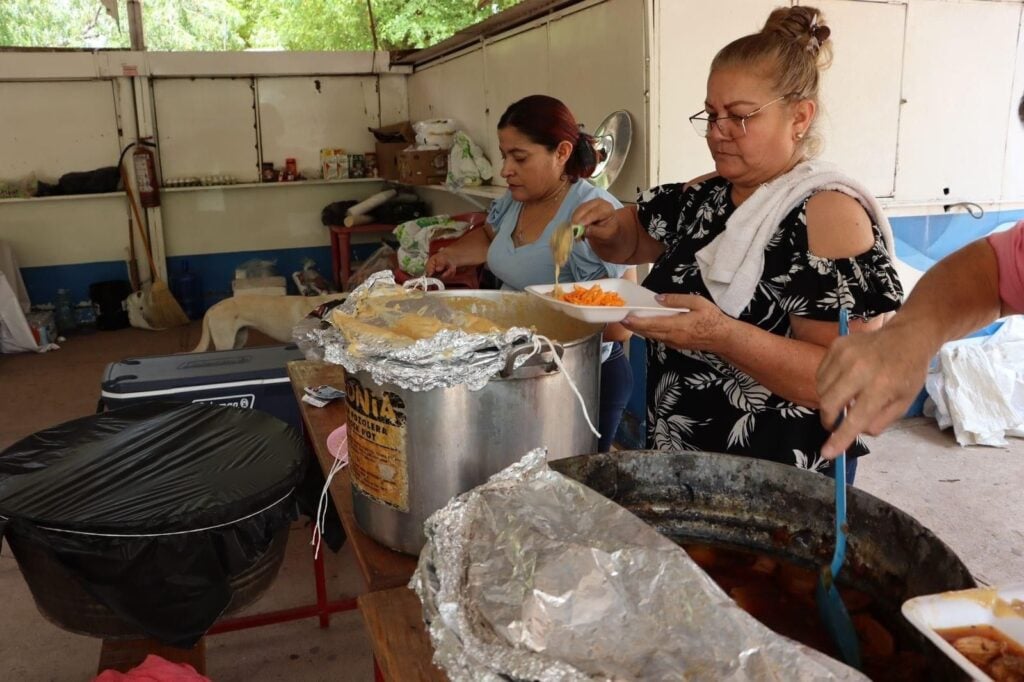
524,278,683,323
902,583,1024,681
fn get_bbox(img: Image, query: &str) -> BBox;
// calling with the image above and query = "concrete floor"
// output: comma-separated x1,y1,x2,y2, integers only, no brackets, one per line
0,324,1022,680
855,417,1023,587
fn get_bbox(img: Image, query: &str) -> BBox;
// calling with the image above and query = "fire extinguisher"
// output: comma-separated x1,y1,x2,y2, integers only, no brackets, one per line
132,140,160,208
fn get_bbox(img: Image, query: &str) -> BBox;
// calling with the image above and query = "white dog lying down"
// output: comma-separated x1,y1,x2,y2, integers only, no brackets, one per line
192,294,345,352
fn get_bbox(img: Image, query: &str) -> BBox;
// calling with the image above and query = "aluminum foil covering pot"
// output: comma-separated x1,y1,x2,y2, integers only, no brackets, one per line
306,274,605,555
412,449,868,681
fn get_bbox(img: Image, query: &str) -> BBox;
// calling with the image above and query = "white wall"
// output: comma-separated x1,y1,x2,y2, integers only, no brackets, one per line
653,0,1024,213
652,0,777,188
161,182,385,256
2,196,132,267
0,51,410,271
407,0,650,202
894,0,1021,205
0,77,138,267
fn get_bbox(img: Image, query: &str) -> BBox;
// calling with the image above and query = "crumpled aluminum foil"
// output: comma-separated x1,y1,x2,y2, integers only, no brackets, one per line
296,271,537,391
411,449,869,682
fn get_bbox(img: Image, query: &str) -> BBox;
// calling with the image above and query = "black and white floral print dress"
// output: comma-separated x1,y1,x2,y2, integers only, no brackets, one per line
639,176,903,473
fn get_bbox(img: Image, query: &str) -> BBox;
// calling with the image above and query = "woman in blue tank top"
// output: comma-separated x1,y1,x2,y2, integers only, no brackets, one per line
425,95,634,452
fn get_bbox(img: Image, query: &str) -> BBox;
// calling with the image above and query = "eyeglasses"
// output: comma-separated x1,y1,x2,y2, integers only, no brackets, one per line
688,94,795,138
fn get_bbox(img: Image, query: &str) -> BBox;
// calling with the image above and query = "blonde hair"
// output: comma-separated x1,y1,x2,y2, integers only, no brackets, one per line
711,6,832,156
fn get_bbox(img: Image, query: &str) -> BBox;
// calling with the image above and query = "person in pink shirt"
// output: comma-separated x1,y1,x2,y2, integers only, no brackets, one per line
816,214,1024,459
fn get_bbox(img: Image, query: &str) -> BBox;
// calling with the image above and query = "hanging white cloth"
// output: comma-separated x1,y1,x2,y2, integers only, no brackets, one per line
0,272,52,353
0,241,30,314
695,160,897,318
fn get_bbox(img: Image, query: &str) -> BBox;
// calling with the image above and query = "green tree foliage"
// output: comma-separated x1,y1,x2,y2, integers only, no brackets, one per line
143,1,247,51
233,0,374,51
0,0,128,48
0,0,522,51
373,0,522,50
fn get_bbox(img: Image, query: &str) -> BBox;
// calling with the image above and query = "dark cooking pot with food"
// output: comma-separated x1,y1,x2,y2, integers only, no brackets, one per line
551,450,976,681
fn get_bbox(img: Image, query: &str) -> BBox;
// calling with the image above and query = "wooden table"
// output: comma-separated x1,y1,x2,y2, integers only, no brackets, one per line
288,360,445,681
288,360,418,590
359,588,446,682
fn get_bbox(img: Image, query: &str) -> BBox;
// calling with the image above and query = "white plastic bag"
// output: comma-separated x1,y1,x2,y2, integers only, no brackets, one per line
925,317,1024,446
414,119,458,149
446,131,493,189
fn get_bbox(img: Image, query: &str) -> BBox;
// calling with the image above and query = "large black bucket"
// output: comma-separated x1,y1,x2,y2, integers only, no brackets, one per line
89,280,131,330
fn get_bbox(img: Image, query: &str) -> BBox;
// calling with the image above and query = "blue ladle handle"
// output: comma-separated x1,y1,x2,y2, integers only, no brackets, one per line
830,308,849,581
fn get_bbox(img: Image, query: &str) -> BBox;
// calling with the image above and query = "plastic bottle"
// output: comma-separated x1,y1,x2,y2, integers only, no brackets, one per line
171,261,202,320
55,289,77,334
74,301,98,333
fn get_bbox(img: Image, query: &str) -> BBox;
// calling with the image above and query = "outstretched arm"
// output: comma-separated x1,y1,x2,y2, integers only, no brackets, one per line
571,201,665,265
817,237,1006,458
424,224,495,278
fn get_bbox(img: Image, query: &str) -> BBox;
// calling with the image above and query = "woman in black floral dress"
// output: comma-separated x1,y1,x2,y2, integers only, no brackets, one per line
572,6,902,478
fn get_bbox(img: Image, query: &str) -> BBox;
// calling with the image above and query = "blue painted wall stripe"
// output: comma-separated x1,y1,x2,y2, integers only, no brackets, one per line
19,243,383,314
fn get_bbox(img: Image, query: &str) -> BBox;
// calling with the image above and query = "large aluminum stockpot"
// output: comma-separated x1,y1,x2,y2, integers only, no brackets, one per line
343,290,604,555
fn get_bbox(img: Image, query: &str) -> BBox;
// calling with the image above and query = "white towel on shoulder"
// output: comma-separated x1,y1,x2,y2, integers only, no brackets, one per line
695,160,896,318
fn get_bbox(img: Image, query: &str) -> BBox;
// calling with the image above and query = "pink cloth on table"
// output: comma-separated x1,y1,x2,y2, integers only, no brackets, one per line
94,655,211,682
987,220,1024,314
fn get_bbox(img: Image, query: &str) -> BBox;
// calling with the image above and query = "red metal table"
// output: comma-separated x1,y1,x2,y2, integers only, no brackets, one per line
328,223,395,289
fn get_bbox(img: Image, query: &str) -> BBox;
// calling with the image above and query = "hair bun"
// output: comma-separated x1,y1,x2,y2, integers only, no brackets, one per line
762,6,829,50
573,130,598,179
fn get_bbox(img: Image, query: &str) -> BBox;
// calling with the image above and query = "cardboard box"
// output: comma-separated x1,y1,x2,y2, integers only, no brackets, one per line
398,148,449,186
232,276,287,297
369,122,415,181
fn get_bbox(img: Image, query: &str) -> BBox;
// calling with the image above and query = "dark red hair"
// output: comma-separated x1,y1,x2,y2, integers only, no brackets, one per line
497,94,597,181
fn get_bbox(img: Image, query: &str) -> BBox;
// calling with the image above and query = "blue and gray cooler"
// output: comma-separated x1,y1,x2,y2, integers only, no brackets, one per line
99,344,305,430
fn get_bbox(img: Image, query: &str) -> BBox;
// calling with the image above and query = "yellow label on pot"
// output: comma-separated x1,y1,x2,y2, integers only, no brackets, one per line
344,376,409,512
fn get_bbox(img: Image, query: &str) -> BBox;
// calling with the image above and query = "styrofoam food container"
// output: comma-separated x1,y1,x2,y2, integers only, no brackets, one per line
525,278,683,324
902,583,1024,681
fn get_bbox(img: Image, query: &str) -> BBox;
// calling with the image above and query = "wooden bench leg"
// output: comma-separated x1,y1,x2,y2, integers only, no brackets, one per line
98,636,207,675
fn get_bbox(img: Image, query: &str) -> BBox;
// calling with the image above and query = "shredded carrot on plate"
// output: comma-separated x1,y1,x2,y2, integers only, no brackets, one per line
556,284,625,307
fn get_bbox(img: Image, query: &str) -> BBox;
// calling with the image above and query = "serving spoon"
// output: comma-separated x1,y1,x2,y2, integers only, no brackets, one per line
549,222,586,298
815,306,863,670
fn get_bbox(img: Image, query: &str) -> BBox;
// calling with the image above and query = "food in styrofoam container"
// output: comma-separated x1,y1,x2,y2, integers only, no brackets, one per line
903,583,1024,681
525,278,683,323
557,284,625,306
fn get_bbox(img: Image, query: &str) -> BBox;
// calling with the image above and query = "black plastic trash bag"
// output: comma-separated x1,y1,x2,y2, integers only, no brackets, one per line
0,402,316,647
36,166,120,197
